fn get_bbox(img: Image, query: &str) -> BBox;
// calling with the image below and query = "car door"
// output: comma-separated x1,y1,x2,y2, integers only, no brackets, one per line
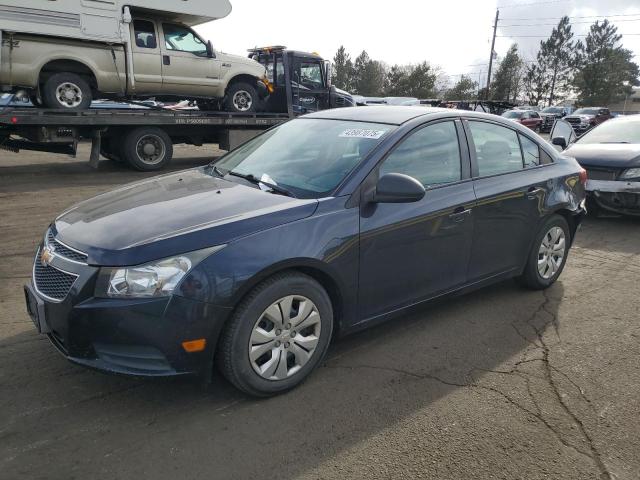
291,58,329,113
129,18,163,94
158,22,220,96
464,119,552,281
358,120,475,320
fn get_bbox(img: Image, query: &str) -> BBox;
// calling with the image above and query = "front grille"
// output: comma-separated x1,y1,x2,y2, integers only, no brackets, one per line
46,230,88,264
565,117,581,125
586,168,618,181
33,254,77,301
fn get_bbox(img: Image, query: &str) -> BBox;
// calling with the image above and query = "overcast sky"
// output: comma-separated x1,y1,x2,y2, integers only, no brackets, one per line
195,0,640,89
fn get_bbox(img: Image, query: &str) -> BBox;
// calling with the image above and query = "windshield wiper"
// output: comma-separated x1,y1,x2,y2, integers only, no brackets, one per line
227,171,296,198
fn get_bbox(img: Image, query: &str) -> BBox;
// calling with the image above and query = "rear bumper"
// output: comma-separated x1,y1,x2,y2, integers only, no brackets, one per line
586,180,640,215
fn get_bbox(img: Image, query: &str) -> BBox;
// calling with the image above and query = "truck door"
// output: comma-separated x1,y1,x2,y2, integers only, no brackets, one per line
130,19,163,94
158,22,221,97
292,57,330,113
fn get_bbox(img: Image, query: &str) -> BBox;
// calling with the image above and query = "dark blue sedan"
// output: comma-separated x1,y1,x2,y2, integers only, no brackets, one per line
25,107,587,396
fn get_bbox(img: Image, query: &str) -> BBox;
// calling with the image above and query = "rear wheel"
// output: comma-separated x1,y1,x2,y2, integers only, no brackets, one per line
223,82,258,113
122,127,173,171
517,215,570,290
42,72,92,110
217,272,333,397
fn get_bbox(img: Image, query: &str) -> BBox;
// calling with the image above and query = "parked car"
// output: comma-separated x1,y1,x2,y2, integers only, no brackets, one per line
539,105,572,133
550,116,640,216
0,0,269,112
25,107,586,396
502,109,543,132
563,107,613,135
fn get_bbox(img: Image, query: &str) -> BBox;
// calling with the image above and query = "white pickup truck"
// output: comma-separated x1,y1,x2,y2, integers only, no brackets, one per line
0,0,271,111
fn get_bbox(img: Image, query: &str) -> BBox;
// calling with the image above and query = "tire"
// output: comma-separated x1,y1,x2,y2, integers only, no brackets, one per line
42,72,92,110
223,82,258,113
517,214,571,290
217,272,334,397
100,138,124,163
122,127,173,171
29,93,42,107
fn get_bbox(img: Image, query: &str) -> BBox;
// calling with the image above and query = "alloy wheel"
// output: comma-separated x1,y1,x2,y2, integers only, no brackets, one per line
232,90,253,112
537,226,566,279
249,295,321,380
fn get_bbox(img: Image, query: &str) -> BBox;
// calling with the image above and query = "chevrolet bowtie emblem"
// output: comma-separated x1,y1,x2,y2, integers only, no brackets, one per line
40,245,55,267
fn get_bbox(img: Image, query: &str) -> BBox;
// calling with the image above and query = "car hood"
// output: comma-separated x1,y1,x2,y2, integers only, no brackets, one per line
54,168,318,266
564,143,640,169
218,52,266,74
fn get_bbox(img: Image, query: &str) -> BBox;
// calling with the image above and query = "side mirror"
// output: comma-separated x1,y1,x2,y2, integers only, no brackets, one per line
206,40,215,58
373,173,425,203
552,136,567,150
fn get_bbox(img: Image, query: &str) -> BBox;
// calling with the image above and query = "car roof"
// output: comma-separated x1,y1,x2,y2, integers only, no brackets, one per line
303,106,456,125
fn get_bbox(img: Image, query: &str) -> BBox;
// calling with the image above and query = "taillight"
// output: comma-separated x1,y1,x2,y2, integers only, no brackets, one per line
579,167,588,185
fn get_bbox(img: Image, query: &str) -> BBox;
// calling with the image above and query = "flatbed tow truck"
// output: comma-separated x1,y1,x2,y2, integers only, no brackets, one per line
0,46,354,171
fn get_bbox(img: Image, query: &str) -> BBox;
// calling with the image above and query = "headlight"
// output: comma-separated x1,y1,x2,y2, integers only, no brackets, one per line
96,246,224,298
620,168,640,180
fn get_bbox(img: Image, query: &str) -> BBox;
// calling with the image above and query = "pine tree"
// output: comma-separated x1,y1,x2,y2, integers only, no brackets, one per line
490,44,524,102
537,16,574,105
446,75,478,100
572,20,639,105
332,46,355,91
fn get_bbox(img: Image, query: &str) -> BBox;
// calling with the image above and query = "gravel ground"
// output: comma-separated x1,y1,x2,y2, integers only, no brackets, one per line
1,144,639,480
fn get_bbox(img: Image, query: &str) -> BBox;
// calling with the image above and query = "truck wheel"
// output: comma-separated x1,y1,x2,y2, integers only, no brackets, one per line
122,127,173,171
42,73,93,110
224,82,257,113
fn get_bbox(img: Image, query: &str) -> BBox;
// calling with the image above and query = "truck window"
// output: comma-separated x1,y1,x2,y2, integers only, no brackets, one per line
298,62,324,90
163,23,207,56
134,20,157,49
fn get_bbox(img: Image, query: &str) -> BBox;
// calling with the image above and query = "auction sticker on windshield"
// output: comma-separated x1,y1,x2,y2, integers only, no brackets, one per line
339,129,387,139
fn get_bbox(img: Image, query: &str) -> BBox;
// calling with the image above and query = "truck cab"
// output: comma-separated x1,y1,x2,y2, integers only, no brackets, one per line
248,46,355,114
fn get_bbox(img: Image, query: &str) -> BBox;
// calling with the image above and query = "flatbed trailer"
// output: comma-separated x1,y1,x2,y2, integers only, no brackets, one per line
0,106,290,170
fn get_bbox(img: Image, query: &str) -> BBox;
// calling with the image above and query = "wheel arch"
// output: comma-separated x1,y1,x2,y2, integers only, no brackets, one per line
38,58,99,91
552,208,580,245
228,259,347,335
225,73,260,93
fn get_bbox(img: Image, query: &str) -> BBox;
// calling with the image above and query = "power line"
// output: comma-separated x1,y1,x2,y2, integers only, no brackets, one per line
497,0,570,8
499,18,640,27
496,33,640,37
501,13,640,21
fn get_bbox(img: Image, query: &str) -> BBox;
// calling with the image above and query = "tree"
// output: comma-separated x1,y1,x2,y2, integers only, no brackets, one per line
332,45,355,92
523,63,549,106
572,20,640,105
353,50,386,96
385,64,411,96
446,75,478,100
490,44,524,102
537,16,574,105
407,61,438,98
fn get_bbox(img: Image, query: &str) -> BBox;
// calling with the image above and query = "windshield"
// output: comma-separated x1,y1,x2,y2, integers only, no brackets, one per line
542,107,563,114
573,108,598,115
502,111,523,119
577,119,640,144
213,119,395,198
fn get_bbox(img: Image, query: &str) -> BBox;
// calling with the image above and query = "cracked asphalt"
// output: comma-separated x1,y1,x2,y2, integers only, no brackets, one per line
1,145,639,480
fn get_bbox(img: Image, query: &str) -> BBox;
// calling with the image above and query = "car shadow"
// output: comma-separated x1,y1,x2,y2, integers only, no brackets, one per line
0,279,562,479
574,215,640,256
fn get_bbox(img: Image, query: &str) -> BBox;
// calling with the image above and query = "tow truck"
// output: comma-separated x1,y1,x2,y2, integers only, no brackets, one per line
0,46,354,171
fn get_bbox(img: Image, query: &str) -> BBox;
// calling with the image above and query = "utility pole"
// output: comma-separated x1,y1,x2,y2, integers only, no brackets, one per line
486,9,499,100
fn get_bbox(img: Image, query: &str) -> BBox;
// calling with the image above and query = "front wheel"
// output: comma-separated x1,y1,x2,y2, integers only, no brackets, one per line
223,82,258,113
517,215,570,290
217,272,334,396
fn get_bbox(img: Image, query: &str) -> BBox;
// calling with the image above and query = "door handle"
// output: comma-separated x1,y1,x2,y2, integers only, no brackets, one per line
526,187,544,199
163,55,170,65
449,207,472,222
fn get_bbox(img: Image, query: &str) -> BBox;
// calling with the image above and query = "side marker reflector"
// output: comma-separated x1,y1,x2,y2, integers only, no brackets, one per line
182,338,206,352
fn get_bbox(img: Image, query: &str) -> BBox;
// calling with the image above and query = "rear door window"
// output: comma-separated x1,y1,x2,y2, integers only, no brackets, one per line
133,20,157,49
468,121,524,176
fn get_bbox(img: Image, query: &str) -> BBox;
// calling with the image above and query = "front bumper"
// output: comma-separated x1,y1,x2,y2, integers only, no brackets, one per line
586,179,640,216
25,249,232,377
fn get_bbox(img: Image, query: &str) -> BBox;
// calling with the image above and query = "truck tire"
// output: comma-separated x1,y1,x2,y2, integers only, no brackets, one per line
122,127,173,171
224,82,258,113
42,73,93,110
